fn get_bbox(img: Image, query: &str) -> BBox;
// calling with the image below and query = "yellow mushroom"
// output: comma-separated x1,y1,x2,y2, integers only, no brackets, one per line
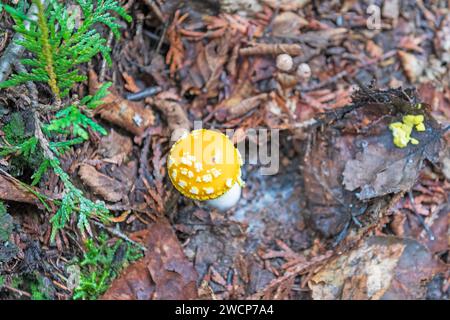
415,122,426,132
390,122,412,148
403,114,423,126
167,129,244,211
389,114,426,148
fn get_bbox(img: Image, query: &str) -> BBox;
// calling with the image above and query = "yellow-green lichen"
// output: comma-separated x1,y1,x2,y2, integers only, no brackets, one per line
415,122,425,132
403,114,424,126
389,114,426,148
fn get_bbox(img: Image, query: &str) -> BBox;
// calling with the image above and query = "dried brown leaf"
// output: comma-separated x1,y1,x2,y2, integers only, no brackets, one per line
180,34,231,97
78,164,123,202
0,172,40,205
98,130,133,165
342,115,442,200
89,71,155,136
150,99,191,142
393,205,449,254
272,12,307,37
102,219,198,300
227,93,268,121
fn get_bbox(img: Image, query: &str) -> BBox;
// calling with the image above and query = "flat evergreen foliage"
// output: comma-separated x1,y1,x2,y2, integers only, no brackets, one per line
49,158,109,241
0,0,131,99
0,0,131,240
1,111,43,170
44,82,112,140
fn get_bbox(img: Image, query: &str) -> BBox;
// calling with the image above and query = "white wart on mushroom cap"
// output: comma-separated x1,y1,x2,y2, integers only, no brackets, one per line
167,129,244,201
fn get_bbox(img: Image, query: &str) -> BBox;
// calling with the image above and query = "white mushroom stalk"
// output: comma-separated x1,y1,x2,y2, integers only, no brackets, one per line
206,181,242,211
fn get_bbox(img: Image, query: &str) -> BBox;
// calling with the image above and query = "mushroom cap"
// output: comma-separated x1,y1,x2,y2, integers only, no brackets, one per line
276,53,293,72
167,129,243,201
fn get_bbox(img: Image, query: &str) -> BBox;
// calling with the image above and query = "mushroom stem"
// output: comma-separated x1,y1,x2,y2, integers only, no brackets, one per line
206,182,241,211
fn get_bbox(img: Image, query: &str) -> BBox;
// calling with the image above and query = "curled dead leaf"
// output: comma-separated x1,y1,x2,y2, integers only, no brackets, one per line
227,93,268,121
98,130,133,165
78,164,124,203
0,172,41,205
180,33,232,97
95,99,155,137
150,99,191,142
89,70,155,136
272,11,307,37
102,219,198,300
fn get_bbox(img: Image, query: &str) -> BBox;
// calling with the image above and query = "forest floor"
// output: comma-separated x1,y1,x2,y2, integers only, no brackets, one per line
0,0,449,300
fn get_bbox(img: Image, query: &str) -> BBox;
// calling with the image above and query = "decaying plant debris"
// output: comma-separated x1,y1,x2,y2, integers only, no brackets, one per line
303,87,444,238
309,236,446,300
0,0,449,301
102,219,198,300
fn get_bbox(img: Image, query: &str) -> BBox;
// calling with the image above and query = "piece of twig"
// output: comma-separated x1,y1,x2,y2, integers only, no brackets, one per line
298,50,396,92
3,285,32,298
240,43,302,56
34,111,56,160
99,31,114,83
143,0,165,23
138,129,154,185
126,86,161,101
155,22,168,54
92,220,147,252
